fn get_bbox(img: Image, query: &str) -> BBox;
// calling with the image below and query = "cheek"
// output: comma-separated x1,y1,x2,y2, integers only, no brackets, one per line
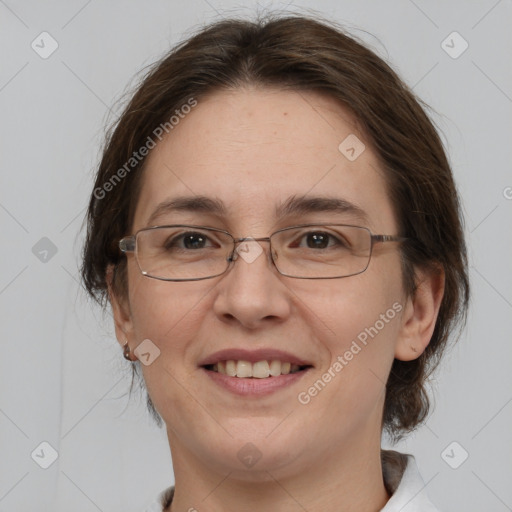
292,256,404,398
126,260,210,348
126,272,212,419
292,261,403,345
295,278,402,425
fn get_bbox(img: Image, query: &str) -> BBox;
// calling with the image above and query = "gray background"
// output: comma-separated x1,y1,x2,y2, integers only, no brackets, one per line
1,0,511,510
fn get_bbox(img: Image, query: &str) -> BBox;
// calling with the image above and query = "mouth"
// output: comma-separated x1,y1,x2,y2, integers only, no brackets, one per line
198,348,314,396
202,360,312,378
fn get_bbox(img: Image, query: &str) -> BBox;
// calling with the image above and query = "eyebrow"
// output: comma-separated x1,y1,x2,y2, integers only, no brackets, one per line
146,194,369,226
276,195,369,223
147,196,227,225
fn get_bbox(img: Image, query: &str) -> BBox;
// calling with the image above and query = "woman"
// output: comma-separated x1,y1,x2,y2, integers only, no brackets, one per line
81,14,469,511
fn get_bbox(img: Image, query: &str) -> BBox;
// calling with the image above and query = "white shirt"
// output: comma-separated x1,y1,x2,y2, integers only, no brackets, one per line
143,453,441,511
381,454,441,511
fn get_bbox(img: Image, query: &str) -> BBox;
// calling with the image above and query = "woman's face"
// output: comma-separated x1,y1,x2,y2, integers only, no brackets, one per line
114,87,410,478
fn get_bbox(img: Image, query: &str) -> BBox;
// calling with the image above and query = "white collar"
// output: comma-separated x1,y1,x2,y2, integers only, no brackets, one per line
145,453,441,511
380,454,441,511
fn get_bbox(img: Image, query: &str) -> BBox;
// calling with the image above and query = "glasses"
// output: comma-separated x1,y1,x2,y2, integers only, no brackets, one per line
119,224,407,281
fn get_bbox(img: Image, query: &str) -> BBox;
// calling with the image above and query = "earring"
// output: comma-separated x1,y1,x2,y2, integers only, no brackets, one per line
123,341,135,361
410,346,418,353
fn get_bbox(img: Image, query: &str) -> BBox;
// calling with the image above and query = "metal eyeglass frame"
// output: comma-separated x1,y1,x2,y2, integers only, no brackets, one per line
118,223,408,282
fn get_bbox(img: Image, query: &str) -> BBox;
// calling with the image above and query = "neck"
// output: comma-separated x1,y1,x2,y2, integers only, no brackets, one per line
166,431,391,512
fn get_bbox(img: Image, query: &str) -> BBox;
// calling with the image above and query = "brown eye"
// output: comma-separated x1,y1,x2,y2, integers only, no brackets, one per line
305,232,330,249
292,231,348,250
164,232,213,250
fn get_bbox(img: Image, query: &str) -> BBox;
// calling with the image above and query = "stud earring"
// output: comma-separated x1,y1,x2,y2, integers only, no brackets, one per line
123,341,135,361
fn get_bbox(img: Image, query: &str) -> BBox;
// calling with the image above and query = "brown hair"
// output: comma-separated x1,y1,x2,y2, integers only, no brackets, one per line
81,14,469,444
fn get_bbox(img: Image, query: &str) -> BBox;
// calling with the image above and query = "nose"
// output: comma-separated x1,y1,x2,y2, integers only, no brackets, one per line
212,238,292,329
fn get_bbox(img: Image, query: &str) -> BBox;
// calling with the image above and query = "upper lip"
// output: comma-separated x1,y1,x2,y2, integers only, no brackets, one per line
198,348,313,367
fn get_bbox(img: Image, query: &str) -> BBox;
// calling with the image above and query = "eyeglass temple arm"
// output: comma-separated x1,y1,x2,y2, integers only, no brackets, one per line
119,236,136,253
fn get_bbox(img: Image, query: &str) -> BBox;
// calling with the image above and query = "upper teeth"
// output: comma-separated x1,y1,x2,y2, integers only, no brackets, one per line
212,360,302,378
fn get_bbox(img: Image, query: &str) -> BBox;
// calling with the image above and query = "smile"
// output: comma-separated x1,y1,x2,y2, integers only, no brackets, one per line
199,348,313,396
204,360,309,378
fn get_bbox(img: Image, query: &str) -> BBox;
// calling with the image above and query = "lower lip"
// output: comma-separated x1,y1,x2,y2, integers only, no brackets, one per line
201,367,311,396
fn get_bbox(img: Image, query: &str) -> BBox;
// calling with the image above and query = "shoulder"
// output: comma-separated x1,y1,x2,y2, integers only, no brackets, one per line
381,451,442,512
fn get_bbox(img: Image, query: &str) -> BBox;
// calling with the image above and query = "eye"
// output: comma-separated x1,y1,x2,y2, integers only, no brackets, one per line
303,232,332,249
294,231,348,250
165,231,215,250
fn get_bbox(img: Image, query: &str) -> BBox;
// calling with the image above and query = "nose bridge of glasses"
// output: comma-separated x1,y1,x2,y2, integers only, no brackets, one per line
229,236,275,263
233,236,272,244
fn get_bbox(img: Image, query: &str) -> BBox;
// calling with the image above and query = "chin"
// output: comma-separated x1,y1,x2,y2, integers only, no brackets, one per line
195,430,305,478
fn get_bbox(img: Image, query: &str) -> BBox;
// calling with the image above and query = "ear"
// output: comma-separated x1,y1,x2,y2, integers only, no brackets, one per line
395,265,445,361
106,265,135,351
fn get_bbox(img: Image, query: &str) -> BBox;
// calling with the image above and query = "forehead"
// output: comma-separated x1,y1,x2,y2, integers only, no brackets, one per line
133,87,396,234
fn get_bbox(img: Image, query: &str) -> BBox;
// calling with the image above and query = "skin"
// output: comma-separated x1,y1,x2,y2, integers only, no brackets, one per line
109,87,444,512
